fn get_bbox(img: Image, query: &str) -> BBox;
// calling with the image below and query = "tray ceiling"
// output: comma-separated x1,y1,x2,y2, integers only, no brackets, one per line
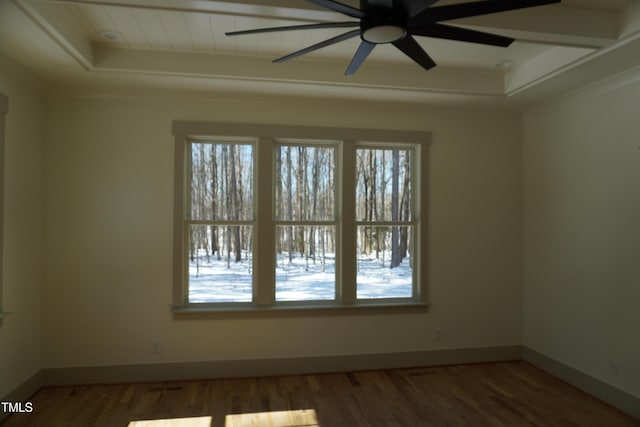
1,0,640,105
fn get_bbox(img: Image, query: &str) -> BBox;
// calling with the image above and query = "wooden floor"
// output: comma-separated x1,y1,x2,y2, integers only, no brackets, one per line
3,362,638,427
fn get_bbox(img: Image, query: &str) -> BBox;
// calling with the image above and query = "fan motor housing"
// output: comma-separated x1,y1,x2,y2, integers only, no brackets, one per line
361,14,406,44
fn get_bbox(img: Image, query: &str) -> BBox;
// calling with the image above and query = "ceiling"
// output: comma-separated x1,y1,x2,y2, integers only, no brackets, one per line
1,0,640,106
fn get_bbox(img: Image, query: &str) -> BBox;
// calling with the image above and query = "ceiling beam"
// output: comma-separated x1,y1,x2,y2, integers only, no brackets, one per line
49,0,340,21
17,0,94,69
509,33,640,102
93,46,506,96
620,0,640,38
450,5,620,49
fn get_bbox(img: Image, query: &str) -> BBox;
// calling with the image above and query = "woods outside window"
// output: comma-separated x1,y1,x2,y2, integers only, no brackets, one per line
173,122,429,314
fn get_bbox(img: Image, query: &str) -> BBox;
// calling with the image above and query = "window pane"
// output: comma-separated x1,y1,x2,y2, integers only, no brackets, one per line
356,226,413,299
275,225,336,301
356,148,412,223
275,145,335,221
188,224,253,303
190,142,254,221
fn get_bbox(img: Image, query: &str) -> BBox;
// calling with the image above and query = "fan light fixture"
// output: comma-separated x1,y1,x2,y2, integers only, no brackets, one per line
226,0,562,76
362,25,406,43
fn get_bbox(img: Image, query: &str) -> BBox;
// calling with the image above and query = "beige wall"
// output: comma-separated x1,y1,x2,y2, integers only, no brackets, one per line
523,70,640,398
2,17,637,405
42,90,523,368
0,53,45,396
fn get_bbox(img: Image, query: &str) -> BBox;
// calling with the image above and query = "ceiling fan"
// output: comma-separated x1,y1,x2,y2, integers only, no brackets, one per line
226,0,561,75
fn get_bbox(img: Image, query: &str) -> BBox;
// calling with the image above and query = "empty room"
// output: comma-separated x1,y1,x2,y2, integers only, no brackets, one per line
0,0,638,425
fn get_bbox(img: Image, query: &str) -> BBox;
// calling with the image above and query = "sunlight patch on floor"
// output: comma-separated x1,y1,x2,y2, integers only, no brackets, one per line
127,409,319,427
225,409,319,427
128,416,212,426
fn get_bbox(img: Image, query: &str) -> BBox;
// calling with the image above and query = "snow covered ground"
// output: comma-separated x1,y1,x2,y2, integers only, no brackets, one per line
188,252,412,303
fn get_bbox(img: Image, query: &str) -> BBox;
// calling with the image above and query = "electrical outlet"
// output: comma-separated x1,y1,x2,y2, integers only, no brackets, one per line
151,340,161,354
434,328,443,342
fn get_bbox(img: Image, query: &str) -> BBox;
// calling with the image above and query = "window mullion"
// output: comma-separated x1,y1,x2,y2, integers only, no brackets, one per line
255,137,274,307
173,134,188,308
340,140,357,305
416,142,429,302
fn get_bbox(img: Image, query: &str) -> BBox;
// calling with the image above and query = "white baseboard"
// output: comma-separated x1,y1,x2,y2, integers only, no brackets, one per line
522,347,640,420
43,345,522,386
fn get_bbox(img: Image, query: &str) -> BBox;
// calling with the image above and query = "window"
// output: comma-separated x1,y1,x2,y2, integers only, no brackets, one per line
173,122,429,314
0,93,7,323
187,139,254,303
274,142,337,302
356,147,415,299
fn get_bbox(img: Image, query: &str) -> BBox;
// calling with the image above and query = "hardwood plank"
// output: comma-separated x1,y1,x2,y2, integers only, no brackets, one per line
2,362,638,426
128,417,212,427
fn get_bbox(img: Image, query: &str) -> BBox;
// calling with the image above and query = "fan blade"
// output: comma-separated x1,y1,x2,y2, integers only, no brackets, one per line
412,0,560,24
307,0,365,18
392,35,436,70
363,0,437,16
360,0,399,12
367,0,394,8
410,23,514,47
274,30,361,63
226,22,359,36
395,0,440,17
345,41,376,75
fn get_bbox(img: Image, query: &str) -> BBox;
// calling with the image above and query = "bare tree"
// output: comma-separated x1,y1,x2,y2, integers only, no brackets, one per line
390,150,401,268
286,146,294,263
399,150,411,258
229,144,242,263
210,146,220,260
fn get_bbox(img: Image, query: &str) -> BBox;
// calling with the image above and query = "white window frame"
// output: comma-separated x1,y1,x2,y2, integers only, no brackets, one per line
184,137,257,307
272,140,340,305
172,121,430,316
354,143,418,302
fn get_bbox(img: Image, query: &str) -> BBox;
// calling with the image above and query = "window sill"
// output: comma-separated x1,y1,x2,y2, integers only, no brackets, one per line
172,302,430,319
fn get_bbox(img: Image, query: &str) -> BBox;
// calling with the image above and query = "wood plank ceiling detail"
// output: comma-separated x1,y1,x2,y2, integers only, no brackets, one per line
3,0,640,105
